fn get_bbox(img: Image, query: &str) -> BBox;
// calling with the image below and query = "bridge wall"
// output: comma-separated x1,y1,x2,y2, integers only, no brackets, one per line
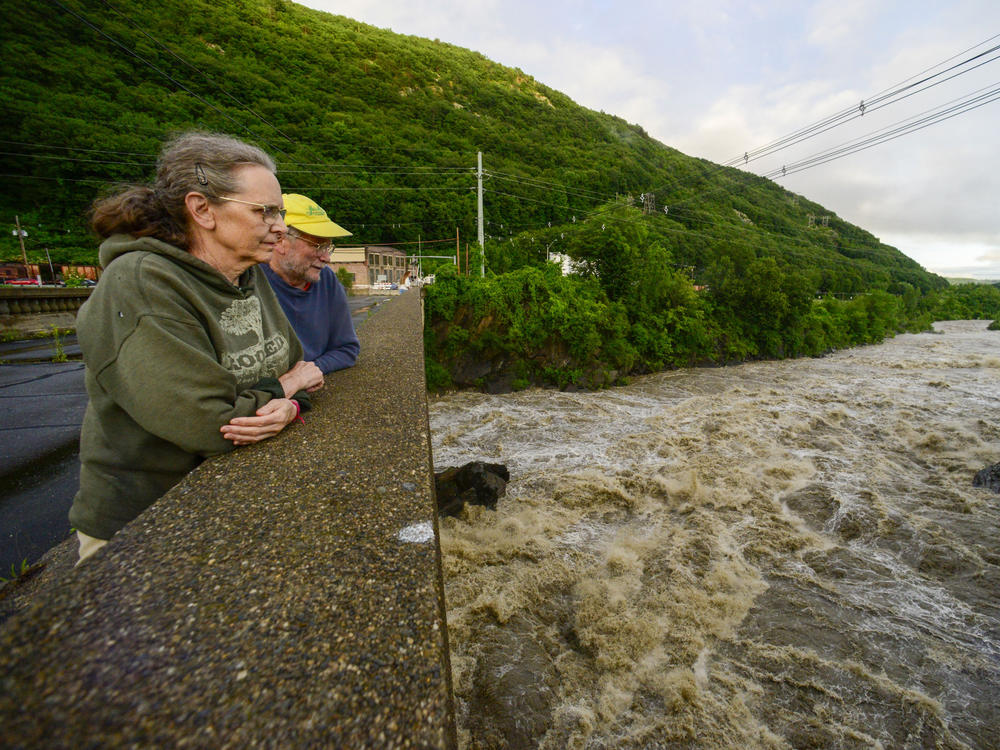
0,287,92,337
0,290,457,748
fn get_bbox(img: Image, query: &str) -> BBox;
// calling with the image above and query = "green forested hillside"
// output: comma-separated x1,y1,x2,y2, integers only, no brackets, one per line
0,0,939,290
6,0,993,390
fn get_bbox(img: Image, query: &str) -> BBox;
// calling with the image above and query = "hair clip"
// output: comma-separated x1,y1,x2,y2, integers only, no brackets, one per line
195,163,208,185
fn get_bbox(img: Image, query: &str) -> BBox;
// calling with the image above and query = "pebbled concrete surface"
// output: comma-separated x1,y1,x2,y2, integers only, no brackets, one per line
0,289,456,748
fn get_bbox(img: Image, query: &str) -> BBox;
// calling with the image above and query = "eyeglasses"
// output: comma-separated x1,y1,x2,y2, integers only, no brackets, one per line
215,196,286,224
289,232,334,255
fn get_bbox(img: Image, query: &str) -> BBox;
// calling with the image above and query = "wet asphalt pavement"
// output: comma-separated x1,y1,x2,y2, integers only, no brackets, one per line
0,295,391,573
0,362,87,573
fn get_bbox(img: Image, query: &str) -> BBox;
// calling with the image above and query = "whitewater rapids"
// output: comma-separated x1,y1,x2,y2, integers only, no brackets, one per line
429,320,1000,749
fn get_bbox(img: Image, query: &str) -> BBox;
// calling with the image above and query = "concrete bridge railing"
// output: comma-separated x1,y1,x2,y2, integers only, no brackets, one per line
0,290,457,748
0,287,92,337
0,286,92,314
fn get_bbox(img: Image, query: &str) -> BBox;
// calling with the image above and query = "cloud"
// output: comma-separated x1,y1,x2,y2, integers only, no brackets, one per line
297,0,1000,276
311,0,505,38
882,232,1000,277
675,78,863,162
806,0,877,49
304,0,673,132
508,37,677,134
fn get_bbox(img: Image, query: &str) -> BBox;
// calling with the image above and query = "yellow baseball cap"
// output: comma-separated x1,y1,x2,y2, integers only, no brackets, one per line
282,193,352,238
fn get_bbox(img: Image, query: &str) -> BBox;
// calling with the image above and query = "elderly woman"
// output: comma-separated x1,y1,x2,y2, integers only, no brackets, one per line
70,131,323,562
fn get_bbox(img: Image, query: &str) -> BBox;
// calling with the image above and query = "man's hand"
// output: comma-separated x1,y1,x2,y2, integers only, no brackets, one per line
221,398,298,446
279,360,324,395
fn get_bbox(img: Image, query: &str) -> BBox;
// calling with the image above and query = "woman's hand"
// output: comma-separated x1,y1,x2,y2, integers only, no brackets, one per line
279,360,324,395
221,398,298,446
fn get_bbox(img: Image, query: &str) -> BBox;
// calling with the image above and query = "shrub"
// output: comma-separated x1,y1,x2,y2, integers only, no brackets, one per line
336,267,354,290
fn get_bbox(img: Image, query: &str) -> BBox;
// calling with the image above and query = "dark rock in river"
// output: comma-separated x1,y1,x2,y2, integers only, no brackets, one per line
434,461,509,517
973,462,1000,493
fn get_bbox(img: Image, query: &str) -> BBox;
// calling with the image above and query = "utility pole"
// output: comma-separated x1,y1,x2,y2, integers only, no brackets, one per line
642,192,656,215
477,151,484,277
14,215,29,276
545,238,559,263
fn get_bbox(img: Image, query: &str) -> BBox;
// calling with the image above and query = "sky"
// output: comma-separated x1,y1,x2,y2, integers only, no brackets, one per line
300,1,1000,279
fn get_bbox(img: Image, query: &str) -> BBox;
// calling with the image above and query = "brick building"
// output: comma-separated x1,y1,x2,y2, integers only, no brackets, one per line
326,247,367,289
328,246,419,291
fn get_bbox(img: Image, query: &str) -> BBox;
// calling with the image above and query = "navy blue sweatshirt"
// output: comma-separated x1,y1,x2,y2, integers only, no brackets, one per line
261,264,360,374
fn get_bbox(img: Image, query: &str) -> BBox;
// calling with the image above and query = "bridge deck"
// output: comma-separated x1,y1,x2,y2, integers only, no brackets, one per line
0,290,456,748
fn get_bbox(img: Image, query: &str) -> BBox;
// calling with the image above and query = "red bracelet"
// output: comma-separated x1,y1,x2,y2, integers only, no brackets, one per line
290,399,305,424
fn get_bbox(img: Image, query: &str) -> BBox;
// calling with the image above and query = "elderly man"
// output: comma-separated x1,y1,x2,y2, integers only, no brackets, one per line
261,194,360,381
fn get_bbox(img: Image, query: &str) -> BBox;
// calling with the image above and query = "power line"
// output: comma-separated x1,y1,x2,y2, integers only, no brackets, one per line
20,2,996,256
1,133,474,172
721,35,1000,168
1,148,479,194
575,35,1000,230
2,102,182,138
598,62,1000,231
499,206,904,281
283,185,473,192
0,173,112,185
347,237,458,247
279,167,473,175
485,170,618,201
483,188,585,209
2,151,473,178
92,1,467,165
14,9,990,272
0,140,157,158
489,170,920,269
280,160,471,171
44,0,293,158
339,220,460,229
2,100,450,167
0,151,155,168
737,48,1000,170
761,82,1000,178
96,0,302,150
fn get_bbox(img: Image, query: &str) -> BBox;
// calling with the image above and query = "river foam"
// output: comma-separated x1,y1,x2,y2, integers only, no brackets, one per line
431,321,1000,749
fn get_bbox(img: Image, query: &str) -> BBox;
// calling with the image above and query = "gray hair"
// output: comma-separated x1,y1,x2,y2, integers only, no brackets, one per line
92,131,277,248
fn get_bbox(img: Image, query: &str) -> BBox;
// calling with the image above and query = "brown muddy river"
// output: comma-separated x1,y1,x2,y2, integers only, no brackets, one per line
429,320,1000,749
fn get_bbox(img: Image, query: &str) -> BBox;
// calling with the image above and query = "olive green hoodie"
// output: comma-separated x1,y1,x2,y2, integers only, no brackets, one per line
70,234,309,540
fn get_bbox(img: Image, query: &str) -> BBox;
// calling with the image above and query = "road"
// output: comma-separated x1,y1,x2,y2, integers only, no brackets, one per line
0,295,392,573
0,361,87,574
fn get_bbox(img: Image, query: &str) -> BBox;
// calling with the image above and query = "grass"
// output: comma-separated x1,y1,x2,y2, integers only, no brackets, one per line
0,559,30,584
51,325,67,362
0,327,77,365
0,327,76,344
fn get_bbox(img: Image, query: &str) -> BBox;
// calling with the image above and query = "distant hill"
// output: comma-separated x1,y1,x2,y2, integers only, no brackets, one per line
0,0,946,295
945,278,1000,285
